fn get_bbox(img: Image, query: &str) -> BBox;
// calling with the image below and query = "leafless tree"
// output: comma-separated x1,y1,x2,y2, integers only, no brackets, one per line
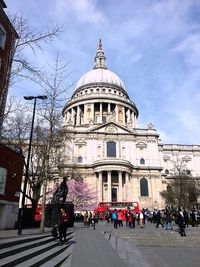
37,55,72,231
9,14,62,85
160,159,200,210
2,55,72,227
0,14,62,131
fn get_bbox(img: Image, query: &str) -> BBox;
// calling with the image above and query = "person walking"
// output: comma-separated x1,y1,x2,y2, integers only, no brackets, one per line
117,209,123,227
132,211,136,228
156,210,164,228
105,210,110,223
183,210,189,228
165,209,173,230
58,208,70,245
112,209,118,228
139,210,144,228
190,211,198,227
125,211,129,227
177,210,186,236
83,211,89,226
88,212,93,226
128,211,133,228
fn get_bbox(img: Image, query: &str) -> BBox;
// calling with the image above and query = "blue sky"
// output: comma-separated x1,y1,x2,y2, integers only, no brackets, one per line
5,0,200,145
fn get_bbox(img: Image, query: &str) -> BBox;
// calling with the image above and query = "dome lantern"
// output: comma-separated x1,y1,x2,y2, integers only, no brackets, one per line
94,39,107,69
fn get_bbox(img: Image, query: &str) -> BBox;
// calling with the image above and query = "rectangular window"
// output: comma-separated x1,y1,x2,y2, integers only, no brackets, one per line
107,141,116,157
102,116,106,123
0,167,7,194
0,26,6,49
96,116,101,123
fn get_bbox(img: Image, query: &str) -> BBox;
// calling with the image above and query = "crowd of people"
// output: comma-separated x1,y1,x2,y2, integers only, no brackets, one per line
52,207,199,244
94,208,199,237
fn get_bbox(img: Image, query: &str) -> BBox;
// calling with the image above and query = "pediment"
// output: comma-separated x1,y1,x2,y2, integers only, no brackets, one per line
163,155,170,161
136,142,147,149
75,139,87,145
89,122,132,134
182,156,192,162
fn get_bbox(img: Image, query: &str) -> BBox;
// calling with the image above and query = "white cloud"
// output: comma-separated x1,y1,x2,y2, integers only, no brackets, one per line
170,34,200,67
52,0,105,24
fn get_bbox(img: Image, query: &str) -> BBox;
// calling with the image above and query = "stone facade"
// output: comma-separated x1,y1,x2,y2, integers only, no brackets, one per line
59,40,200,210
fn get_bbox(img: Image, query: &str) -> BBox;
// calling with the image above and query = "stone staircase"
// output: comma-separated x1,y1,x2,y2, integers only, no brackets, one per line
104,225,200,248
0,231,74,267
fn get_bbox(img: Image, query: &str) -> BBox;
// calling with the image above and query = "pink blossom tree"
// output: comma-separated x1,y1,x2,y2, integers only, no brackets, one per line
47,178,98,211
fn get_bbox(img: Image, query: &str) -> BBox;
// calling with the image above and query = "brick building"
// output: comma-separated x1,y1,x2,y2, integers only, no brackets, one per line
0,1,22,229
0,0,18,129
0,143,24,229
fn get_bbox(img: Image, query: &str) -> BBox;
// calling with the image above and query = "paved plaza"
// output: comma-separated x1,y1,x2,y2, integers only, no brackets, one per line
0,221,200,266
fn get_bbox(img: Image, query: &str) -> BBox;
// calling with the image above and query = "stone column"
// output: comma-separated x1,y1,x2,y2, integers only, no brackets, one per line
107,171,112,202
66,111,70,124
131,112,135,127
108,103,111,113
125,172,129,201
115,105,119,123
71,108,75,125
108,103,111,122
127,109,131,124
118,171,123,201
99,171,103,202
123,107,125,125
100,103,102,123
77,105,80,125
83,104,87,124
91,103,95,123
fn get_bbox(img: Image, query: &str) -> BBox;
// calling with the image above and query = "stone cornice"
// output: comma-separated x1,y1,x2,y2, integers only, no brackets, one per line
72,82,128,98
133,166,163,171
62,93,138,117
160,143,200,152
93,158,133,169
62,127,159,138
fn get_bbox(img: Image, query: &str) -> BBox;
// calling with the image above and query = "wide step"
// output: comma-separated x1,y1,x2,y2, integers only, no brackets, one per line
0,231,74,267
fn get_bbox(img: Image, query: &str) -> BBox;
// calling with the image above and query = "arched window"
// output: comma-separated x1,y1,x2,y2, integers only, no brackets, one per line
0,167,7,194
140,158,145,165
140,177,149,196
186,170,191,175
77,156,83,163
165,169,169,175
97,146,101,157
167,185,173,193
122,147,126,158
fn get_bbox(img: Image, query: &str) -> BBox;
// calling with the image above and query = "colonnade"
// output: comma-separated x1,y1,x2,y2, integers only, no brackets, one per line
64,102,136,127
97,171,130,202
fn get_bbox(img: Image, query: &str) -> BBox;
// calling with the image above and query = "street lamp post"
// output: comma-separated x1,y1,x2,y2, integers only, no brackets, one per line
18,95,47,235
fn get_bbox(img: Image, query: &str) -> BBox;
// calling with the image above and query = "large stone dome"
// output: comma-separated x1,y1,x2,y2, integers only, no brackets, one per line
62,40,139,130
74,68,126,91
74,39,126,93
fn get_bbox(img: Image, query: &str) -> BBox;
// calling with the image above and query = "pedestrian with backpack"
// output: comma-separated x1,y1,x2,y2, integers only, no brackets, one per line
112,209,118,228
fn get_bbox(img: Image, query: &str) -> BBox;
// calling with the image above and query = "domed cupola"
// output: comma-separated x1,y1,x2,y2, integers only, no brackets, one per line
73,39,126,94
62,40,138,129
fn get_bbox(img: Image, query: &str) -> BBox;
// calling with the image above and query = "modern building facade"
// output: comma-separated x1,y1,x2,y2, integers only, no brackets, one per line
60,40,200,210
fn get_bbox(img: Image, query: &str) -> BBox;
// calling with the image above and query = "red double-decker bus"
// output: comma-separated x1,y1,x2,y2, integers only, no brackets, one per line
95,201,139,220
